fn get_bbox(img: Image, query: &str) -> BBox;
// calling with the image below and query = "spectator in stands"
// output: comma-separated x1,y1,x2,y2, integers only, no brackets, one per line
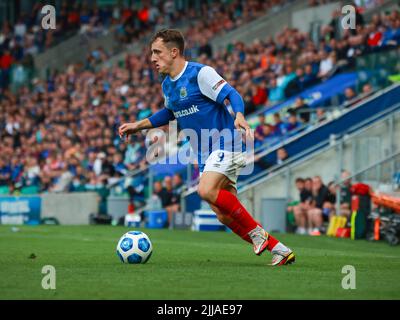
362,83,374,96
342,87,357,108
172,173,184,193
307,176,330,235
276,147,289,165
0,157,11,186
164,174,184,223
288,97,311,123
251,82,268,107
268,77,285,105
320,181,337,229
23,157,40,187
70,167,87,192
255,120,274,148
302,64,318,88
0,49,13,89
315,108,327,123
161,176,177,225
284,113,301,133
338,170,353,218
272,113,285,136
293,177,313,235
152,180,167,209
254,114,266,145
198,37,213,58
284,67,303,98
305,177,313,192
317,50,336,80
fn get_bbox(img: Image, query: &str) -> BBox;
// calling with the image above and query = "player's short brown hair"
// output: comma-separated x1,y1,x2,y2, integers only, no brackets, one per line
150,29,185,55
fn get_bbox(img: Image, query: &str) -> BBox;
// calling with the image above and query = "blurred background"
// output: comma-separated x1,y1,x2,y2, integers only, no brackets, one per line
0,0,399,243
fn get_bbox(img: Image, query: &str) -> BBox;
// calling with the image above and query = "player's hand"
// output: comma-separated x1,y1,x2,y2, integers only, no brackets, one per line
118,123,139,141
234,113,254,140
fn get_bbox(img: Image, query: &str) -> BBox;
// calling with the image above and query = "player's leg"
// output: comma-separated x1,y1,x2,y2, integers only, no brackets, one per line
198,171,262,243
198,171,293,262
198,151,295,265
209,184,255,244
198,172,253,244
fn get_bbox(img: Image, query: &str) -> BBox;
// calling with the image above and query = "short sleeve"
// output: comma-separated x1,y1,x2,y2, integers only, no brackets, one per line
197,66,232,103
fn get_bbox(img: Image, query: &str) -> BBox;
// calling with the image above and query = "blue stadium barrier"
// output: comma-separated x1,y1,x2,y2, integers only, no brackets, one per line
250,72,359,124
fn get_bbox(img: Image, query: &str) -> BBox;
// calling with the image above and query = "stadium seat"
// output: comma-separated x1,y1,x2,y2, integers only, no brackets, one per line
20,186,39,195
0,186,10,195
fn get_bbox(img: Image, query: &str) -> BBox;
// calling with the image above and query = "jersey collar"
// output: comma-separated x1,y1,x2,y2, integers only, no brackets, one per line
170,61,188,82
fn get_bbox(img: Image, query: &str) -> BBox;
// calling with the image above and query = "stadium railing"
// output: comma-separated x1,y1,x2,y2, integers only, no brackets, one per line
335,151,400,205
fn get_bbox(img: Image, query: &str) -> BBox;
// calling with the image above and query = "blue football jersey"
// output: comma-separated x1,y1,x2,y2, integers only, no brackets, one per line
161,61,243,170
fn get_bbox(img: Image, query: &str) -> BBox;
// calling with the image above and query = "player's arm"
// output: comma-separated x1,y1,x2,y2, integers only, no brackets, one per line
227,90,254,140
198,66,253,140
119,107,175,141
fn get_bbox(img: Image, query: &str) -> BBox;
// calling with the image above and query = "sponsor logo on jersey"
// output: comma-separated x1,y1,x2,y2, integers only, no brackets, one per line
173,105,199,118
212,79,225,91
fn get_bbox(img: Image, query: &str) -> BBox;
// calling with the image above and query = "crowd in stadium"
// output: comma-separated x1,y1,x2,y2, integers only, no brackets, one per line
0,2,399,212
0,0,290,89
288,170,353,236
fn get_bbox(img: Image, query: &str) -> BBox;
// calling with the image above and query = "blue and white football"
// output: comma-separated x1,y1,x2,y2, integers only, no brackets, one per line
116,231,153,264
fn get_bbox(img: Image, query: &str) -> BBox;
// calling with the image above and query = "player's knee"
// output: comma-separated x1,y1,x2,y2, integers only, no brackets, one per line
197,185,215,202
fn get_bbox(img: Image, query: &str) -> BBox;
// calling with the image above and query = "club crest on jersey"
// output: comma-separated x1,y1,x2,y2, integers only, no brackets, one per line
180,87,187,99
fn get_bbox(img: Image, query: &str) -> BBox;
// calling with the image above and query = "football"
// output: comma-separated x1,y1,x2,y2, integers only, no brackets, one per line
116,231,153,264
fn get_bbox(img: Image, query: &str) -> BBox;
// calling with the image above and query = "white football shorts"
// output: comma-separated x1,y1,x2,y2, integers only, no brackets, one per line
199,150,247,189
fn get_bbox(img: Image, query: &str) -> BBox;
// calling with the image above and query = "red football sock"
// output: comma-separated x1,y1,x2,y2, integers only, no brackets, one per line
216,190,281,251
227,220,252,244
266,233,279,251
215,189,258,234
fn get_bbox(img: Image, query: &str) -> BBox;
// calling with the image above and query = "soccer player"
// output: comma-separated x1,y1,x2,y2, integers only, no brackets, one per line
118,29,295,266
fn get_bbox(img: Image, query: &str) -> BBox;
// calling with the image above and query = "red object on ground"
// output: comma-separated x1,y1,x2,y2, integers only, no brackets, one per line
336,228,351,238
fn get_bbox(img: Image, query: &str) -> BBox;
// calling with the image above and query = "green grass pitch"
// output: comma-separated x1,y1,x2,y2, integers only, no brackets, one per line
1,225,400,300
